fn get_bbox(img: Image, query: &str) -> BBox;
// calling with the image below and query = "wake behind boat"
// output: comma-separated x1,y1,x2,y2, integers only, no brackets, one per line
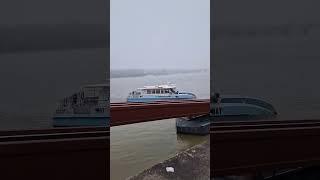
127,84,196,103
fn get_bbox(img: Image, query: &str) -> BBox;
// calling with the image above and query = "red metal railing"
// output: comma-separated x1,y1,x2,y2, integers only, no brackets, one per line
0,127,109,180
110,100,320,177
211,119,320,177
0,99,210,179
3,99,320,179
110,99,210,126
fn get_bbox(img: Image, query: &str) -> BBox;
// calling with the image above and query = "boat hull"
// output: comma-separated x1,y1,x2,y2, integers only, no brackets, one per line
176,116,211,135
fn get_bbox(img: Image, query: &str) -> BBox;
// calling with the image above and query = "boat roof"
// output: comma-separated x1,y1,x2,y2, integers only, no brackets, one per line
138,84,176,90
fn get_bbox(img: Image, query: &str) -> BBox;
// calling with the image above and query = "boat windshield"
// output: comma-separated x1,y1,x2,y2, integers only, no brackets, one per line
169,88,176,93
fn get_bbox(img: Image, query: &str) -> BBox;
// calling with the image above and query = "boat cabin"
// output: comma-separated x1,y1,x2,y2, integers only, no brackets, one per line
135,85,177,95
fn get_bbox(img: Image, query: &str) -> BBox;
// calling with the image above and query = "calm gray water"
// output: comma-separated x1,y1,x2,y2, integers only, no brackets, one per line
110,71,209,179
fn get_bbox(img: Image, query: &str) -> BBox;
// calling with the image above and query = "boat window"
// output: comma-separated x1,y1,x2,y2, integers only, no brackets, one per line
152,89,156,94
147,90,152,94
165,89,169,93
156,89,160,94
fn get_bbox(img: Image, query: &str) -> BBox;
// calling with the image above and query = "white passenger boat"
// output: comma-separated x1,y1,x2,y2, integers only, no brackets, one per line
127,84,196,103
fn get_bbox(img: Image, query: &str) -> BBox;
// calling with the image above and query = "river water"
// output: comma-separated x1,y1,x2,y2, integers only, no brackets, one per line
110,70,209,179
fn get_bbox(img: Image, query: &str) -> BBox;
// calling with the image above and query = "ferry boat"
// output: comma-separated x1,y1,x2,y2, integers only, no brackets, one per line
127,84,196,103
53,83,109,127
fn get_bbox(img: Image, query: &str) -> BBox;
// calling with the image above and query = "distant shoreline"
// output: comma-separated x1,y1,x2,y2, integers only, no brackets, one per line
110,69,208,78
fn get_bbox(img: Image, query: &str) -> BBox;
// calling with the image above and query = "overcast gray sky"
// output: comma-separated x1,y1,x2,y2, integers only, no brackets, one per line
110,0,210,70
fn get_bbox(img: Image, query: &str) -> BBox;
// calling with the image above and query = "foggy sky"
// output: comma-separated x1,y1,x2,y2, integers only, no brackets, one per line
110,0,210,70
